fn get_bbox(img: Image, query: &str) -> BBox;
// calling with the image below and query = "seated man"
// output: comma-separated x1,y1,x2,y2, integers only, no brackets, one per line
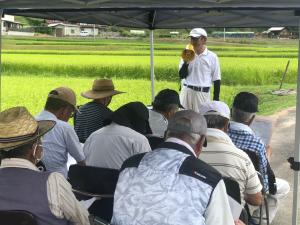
36,87,85,178
75,79,124,143
149,89,183,137
0,106,89,225
228,92,290,222
199,101,262,206
111,110,236,225
84,102,151,170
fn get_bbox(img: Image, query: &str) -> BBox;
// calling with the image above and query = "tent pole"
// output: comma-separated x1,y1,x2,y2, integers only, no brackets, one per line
150,29,155,101
292,17,300,225
0,9,3,112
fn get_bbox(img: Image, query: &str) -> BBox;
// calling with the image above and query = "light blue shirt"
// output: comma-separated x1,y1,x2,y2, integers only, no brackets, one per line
36,110,85,178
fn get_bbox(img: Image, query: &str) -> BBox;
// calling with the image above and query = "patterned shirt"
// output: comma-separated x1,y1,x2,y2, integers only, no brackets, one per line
228,121,269,191
111,140,235,225
75,101,112,143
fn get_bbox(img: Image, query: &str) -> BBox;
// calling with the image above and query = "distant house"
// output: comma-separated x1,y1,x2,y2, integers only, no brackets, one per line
170,31,179,37
48,23,80,37
262,27,291,39
212,31,255,38
79,24,106,36
130,30,145,35
2,15,23,32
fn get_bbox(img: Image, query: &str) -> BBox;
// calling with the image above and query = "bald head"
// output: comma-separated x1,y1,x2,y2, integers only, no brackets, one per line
166,110,207,156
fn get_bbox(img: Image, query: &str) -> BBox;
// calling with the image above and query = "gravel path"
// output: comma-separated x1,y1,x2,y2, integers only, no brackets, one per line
262,107,299,224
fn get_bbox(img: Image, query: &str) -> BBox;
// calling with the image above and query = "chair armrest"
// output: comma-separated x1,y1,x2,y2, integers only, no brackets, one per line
72,189,113,198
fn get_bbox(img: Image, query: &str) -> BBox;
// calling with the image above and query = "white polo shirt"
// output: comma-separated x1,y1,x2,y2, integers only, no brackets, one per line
179,48,221,87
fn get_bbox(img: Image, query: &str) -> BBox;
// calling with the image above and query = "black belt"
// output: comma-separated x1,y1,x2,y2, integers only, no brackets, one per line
184,84,210,92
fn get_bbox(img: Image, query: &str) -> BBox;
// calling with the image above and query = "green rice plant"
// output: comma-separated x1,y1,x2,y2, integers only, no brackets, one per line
2,53,298,85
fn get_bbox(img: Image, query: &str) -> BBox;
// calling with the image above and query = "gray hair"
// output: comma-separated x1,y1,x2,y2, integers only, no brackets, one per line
204,114,229,129
231,107,255,123
166,110,207,146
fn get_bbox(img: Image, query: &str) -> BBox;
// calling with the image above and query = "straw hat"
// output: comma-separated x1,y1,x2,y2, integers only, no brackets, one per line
0,107,55,151
81,79,124,99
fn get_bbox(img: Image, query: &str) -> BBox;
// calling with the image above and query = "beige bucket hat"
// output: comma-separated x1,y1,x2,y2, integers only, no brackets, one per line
81,79,124,100
48,87,77,108
0,107,55,151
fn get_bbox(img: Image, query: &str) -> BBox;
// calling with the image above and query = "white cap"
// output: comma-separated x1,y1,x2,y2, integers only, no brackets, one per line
199,101,230,119
189,28,207,38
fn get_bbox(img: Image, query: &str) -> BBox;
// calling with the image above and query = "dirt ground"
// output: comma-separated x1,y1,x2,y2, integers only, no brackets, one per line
262,107,299,225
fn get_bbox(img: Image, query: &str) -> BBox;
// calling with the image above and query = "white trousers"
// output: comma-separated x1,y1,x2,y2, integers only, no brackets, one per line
180,86,210,113
252,178,290,224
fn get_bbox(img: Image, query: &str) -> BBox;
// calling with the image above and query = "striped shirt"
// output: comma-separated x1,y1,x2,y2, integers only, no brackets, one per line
200,128,262,206
0,158,90,225
75,101,112,143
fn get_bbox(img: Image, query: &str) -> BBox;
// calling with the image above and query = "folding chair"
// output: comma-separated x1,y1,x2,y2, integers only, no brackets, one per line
0,210,37,225
243,150,270,225
223,177,248,224
68,164,119,222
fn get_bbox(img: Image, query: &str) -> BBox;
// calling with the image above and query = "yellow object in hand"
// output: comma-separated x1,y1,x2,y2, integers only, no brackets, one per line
187,44,194,51
181,48,195,63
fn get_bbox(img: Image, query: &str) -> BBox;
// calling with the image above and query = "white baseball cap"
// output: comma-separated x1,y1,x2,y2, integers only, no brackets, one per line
199,101,230,119
189,28,207,38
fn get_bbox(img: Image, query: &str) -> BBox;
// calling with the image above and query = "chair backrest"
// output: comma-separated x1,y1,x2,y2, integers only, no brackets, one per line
223,176,241,204
68,164,119,195
146,135,164,150
242,149,277,195
242,149,260,172
0,210,38,225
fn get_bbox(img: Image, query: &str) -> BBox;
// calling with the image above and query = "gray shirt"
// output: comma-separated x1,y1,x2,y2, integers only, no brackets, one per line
83,122,151,169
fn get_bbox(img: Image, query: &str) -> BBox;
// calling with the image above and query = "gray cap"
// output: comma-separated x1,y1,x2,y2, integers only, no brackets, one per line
167,110,207,135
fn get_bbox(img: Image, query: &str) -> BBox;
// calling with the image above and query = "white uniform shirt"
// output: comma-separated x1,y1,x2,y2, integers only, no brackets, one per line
179,48,221,87
83,122,151,169
36,110,85,178
148,109,168,137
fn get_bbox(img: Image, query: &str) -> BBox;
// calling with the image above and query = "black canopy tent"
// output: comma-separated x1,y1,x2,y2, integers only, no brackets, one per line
1,1,300,224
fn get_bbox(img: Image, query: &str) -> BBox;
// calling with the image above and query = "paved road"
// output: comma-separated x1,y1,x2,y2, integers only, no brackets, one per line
266,107,299,225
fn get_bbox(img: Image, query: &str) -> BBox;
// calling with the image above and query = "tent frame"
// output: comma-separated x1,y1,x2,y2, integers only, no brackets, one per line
0,4,300,224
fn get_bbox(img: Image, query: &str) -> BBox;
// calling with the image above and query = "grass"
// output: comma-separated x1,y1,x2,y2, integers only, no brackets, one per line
1,76,296,116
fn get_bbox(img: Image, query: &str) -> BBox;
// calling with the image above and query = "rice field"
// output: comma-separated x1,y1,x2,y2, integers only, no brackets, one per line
0,36,298,115
1,76,295,116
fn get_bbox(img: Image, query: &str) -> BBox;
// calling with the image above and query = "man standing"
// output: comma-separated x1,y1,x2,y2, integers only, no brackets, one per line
36,87,85,178
111,110,235,225
75,79,124,143
199,101,262,207
179,28,221,112
0,107,89,225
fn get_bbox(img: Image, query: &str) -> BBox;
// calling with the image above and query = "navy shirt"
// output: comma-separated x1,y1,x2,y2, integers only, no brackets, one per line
75,101,112,143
